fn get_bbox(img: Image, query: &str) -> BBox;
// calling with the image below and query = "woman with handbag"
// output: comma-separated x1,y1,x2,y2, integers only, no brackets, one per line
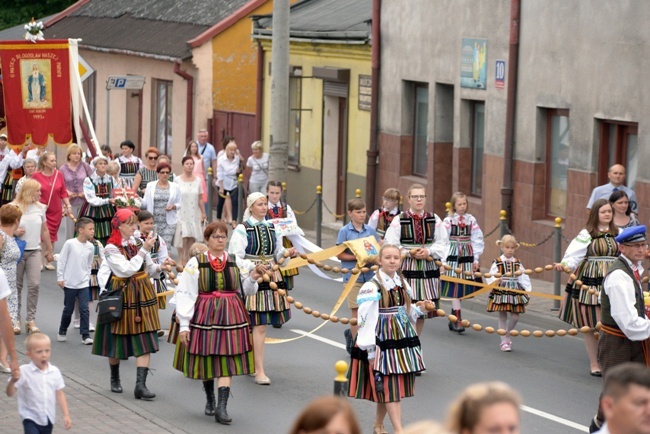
12,180,53,336
92,208,173,400
32,152,72,270
0,204,23,372
175,221,265,424
60,144,92,241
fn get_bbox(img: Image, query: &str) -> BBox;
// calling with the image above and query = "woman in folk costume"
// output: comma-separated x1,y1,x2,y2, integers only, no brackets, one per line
441,192,484,334
228,192,297,386
384,183,449,336
137,211,172,311
368,188,401,240
554,198,619,376
116,140,142,187
265,181,300,307
349,244,426,434
92,209,173,400
0,135,26,206
174,222,265,425
485,235,531,352
79,155,116,246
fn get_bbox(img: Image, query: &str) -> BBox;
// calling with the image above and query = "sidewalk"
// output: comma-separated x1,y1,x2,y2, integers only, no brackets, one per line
0,358,185,434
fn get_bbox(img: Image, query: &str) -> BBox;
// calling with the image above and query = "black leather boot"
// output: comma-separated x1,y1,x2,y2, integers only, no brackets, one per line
110,363,122,393
134,367,156,401
454,309,465,334
203,380,216,416
215,386,232,425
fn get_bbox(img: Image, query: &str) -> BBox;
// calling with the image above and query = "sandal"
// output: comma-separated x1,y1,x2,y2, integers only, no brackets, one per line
44,263,55,271
373,424,389,434
254,376,271,385
500,342,511,352
25,321,40,334
13,321,21,335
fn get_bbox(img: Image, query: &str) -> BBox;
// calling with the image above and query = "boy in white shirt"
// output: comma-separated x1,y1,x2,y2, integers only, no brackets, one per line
6,332,72,432
56,218,96,345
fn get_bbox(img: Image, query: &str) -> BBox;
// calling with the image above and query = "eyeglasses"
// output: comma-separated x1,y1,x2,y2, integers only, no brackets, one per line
158,171,170,175
210,235,227,240
623,243,649,249
147,156,158,160
410,195,426,200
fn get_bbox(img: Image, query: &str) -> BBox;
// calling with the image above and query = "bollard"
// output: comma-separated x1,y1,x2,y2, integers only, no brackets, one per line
445,202,451,215
333,360,349,397
207,167,214,221
500,210,507,238
316,185,323,247
237,174,245,223
553,217,563,310
282,181,287,203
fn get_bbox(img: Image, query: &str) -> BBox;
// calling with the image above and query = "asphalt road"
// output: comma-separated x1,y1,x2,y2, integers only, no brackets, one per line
9,266,599,433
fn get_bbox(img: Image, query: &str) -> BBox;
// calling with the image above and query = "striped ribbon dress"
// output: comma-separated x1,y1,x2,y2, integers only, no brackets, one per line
486,256,531,313
92,239,160,359
559,229,619,328
266,202,299,290
441,213,484,298
80,173,115,246
173,253,255,379
349,271,425,403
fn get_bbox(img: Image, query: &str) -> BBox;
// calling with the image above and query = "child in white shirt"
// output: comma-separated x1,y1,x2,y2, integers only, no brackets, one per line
56,217,95,345
6,332,72,432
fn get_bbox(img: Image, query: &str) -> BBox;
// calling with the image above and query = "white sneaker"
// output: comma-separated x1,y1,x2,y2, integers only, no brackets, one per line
73,319,80,329
81,337,93,345
89,323,95,332
57,334,67,342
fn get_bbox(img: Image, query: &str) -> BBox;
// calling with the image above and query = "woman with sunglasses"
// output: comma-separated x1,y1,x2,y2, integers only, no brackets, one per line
132,147,160,198
141,162,181,246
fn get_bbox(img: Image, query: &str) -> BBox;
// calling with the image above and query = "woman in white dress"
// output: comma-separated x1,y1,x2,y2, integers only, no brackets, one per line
246,141,269,194
174,156,206,268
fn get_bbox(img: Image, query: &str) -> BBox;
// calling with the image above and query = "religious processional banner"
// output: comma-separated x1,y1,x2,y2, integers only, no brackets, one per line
0,40,72,147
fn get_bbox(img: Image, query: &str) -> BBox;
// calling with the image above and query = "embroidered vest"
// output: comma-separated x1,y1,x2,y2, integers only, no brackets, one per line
399,212,436,245
601,257,644,329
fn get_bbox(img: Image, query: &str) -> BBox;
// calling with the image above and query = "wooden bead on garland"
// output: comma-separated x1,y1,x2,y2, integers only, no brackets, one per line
332,267,341,273
533,330,543,337
496,329,506,336
472,324,483,331
323,265,332,271
311,310,320,318
340,318,350,325
509,330,519,337
485,326,495,334
294,301,303,309
556,329,567,337
320,313,330,320
371,265,379,271
544,264,554,271
534,267,543,273
303,307,312,314
276,288,286,296
330,315,339,323
299,253,308,260
349,318,358,326
448,314,458,323
568,328,578,336
286,296,294,303
545,330,556,337
580,326,591,333
436,309,446,317
520,330,531,337
524,269,533,275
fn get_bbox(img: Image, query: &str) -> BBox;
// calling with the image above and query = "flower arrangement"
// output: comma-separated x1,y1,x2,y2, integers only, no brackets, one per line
114,186,141,211
24,19,44,43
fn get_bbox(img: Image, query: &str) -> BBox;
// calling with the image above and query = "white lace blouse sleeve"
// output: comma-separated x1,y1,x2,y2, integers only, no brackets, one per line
83,177,108,206
368,209,380,231
356,281,380,355
517,261,532,291
469,215,485,261
561,229,591,271
228,225,254,271
176,257,199,333
236,255,259,296
384,217,402,249
428,215,450,260
485,260,499,285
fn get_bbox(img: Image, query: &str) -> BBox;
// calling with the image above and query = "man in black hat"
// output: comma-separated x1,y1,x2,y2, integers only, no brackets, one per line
590,225,650,432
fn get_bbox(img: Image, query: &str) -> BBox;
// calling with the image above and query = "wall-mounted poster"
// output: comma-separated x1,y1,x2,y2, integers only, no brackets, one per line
461,38,487,89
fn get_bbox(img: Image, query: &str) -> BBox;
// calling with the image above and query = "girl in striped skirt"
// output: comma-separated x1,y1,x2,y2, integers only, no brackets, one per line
485,235,531,352
554,198,620,376
175,222,265,425
441,192,484,334
228,192,298,386
368,188,401,240
349,244,426,434
80,156,116,246
92,208,173,400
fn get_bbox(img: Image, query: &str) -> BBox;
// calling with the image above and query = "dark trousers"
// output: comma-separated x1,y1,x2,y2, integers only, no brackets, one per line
23,419,53,434
59,286,90,337
217,186,239,222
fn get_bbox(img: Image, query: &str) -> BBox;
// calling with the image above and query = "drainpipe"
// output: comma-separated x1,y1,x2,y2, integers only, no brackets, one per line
255,40,264,140
365,0,381,211
501,0,520,228
174,61,194,147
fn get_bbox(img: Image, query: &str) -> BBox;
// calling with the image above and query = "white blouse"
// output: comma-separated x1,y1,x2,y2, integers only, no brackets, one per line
443,212,485,262
98,237,161,291
83,172,115,206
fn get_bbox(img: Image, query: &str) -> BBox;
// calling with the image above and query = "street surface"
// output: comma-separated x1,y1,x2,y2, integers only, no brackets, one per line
0,262,599,433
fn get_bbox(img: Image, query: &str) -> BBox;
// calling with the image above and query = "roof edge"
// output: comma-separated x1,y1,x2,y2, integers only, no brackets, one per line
45,0,92,28
188,0,267,48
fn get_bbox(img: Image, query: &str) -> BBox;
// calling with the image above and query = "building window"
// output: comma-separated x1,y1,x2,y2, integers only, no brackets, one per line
288,70,302,167
155,80,173,156
547,109,570,217
599,121,638,190
470,101,485,196
412,84,429,177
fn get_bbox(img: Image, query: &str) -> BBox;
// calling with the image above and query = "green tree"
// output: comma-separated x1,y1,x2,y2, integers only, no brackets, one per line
0,0,76,31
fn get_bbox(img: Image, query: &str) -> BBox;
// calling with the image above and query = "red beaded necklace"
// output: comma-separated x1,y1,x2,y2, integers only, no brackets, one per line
207,251,227,272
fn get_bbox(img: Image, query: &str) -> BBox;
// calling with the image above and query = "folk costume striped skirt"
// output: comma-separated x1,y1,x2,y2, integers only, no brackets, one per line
401,256,440,318
174,292,254,379
441,236,479,298
92,271,160,359
348,306,424,403
559,257,613,328
79,203,114,245
153,276,167,310
245,256,291,326
487,278,529,313
280,237,299,289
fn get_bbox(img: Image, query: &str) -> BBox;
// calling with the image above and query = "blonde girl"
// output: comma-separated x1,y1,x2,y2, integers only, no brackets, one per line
485,235,531,352
441,192,484,334
368,188,401,239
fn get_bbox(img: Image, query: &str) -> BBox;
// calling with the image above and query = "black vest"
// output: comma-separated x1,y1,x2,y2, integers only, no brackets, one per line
601,256,644,329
